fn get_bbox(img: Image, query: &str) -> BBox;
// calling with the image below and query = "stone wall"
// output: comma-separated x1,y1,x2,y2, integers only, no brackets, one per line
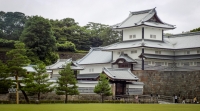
133,70,200,98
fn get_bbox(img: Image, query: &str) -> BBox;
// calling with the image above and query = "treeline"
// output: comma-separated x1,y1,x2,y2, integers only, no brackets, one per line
0,11,122,65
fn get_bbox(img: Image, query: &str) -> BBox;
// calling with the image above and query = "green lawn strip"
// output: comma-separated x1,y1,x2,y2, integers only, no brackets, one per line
0,104,199,111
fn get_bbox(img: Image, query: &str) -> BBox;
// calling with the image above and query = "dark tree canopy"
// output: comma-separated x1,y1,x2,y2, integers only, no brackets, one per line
0,60,12,94
20,16,58,65
190,27,200,32
0,11,27,40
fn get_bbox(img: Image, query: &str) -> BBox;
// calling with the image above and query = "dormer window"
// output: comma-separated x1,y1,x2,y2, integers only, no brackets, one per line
155,51,161,54
184,51,190,55
150,34,156,39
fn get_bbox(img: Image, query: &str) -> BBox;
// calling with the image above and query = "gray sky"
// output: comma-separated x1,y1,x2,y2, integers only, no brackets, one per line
0,0,200,34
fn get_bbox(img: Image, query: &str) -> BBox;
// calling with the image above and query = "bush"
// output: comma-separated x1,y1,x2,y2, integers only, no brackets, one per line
0,38,16,48
57,41,77,52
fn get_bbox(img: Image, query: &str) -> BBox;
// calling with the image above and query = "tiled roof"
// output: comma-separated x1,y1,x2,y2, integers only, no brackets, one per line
22,65,36,72
103,32,200,50
103,67,138,81
77,47,112,65
113,8,175,29
77,73,100,79
113,53,137,63
46,59,72,69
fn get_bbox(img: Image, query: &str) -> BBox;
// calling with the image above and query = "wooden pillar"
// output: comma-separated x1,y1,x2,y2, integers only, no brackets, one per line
112,83,115,96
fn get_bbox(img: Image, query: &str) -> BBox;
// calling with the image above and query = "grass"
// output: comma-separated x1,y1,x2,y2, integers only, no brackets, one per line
0,104,200,111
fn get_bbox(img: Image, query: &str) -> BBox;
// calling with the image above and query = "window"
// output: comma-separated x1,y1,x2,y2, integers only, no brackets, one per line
161,62,168,66
129,35,136,39
197,50,200,54
150,34,156,39
148,61,155,66
118,52,121,55
177,62,184,66
155,51,161,54
78,87,94,93
131,50,137,54
184,51,190,55
189,62,197,66
129,35,132,39
89,68,94,72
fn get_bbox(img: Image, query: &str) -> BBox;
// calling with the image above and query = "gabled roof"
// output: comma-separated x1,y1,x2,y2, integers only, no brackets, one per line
113,8,175,29
77,47,112,65
22,65,37,72
46,59,72,69
103,31,200,50
103,67,138,81
112,53,137,63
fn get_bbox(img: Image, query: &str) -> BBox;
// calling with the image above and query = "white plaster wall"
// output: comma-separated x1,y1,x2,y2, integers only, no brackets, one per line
144,27,162,41
175,50,198,55
77,83,97,87
52,69,61,75
127,84,143,88
113,48,142,60
79,64,111,74
123,27,142,41
144,49,173,55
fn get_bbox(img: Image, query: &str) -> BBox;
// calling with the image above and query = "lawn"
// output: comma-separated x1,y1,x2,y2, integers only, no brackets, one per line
0,104,200,111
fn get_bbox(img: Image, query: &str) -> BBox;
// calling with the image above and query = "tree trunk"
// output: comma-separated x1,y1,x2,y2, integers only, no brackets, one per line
101,95,104,103
65,93,68,103
38,92,40,101
15,75,19,104
19,83,29,104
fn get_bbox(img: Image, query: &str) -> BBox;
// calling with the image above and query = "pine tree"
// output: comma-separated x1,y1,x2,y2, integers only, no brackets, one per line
23,63,54,101
0,60,12,94
56,63,79,103
6,41,30,104
94,74,112,103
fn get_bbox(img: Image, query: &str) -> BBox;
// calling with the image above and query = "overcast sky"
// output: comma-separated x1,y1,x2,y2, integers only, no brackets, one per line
0,0,200,34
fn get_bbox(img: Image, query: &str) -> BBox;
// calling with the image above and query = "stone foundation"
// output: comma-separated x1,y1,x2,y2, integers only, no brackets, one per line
133,70,200,98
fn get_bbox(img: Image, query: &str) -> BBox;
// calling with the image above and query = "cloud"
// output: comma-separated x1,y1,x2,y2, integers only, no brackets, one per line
0,0,200,34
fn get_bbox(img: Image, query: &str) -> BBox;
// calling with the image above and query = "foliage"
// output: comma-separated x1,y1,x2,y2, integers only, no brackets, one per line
0,60,12,94
56,63,79,103
6,41,31,103
56,41,77,52
190,27,200,32
23,63,54,100
0,11,27,40
94,74,112,103
0,38,16,48
20,16,58,65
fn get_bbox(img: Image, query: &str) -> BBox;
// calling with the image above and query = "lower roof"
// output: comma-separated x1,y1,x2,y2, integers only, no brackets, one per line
103,67,138,81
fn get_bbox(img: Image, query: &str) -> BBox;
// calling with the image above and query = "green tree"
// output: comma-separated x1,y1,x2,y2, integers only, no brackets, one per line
6,42,30,104
56,63,79,103
94,74,112,103
0,60,12,94
23,63,54,101
190,27,200,32
20,16,58,65
0,11,27,40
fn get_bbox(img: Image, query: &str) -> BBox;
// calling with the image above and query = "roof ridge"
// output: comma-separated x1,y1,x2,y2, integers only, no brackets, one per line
131,8,154,15
168,31,200,38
